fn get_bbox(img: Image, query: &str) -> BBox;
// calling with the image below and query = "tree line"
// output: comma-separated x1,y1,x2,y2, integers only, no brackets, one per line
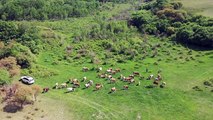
0,0,100,20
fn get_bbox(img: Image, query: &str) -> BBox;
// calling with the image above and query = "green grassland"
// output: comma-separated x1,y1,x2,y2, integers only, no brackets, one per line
1,1,213,120
20,7,213,120
175,0,213,17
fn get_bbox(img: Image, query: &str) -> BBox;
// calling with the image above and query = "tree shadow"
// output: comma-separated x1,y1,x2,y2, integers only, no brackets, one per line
3,104,22,113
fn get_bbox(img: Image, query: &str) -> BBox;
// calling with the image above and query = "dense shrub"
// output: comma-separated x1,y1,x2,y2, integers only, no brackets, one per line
130,0,213,48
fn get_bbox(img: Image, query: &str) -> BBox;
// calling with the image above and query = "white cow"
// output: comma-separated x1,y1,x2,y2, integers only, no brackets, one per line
67,87,75,92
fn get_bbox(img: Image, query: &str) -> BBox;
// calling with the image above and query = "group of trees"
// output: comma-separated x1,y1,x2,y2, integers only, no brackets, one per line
0,0,100,20
0,21,39,84
130,0,213,48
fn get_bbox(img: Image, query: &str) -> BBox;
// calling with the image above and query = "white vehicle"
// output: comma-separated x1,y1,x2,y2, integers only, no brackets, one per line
20,76,35,84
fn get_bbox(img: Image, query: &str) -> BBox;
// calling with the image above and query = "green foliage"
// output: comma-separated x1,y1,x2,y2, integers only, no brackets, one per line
0,21,19,43
10,43,36,68
0,0,100,20
131,0,213,48
0,69,10,85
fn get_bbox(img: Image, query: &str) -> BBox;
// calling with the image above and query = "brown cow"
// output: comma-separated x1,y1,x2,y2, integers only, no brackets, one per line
133,71,140,76
115,68,121,73
95,84,103,90
82,67,89,72
110,78,116,83
42,88,49,93
123,85,128,90
153,80,160,85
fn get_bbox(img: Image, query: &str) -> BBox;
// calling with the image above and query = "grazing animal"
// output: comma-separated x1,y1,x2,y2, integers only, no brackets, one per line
129,79,135,83
97,67,102,72
73,82,80,88
129,74,134,78
115,68,121,73
71,79,79,84
95,84,103,90
82,67,89,72
157,74,162,80
53,83,59,89
160,82,166,88
67,87,75,92
88,80,93,85
106,68,112,73
147,74,154,80
123,85,129,90
107,75,113,80
111,70,116,75
133,72,140,76
85,83,91,88
98,73,106,78
136,81,141,86
110,78,116,83
153,80,160,85
124,77,134,82
111,87,116,92
42,88,49,93
82,76,87,82
61,83,68,88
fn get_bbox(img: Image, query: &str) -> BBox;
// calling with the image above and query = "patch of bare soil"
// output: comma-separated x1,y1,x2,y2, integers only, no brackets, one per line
0,95,73,120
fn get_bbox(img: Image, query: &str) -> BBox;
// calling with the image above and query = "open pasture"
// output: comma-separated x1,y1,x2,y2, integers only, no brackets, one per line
32,50,213,120
175,0,213,17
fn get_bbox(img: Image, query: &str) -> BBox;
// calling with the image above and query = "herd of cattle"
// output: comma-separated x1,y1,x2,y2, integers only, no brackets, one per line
42,67,166,93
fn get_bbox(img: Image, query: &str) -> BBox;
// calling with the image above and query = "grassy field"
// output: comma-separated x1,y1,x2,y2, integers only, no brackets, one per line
32,53,213,120
1,1,213,120
175,0,213,17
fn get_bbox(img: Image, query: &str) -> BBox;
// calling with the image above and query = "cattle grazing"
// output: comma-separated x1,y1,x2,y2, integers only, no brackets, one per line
60,83,68,88
66,87,75,92
160,82,166,88
115,68,121,73
111,87,116,92
98,73,107,78
157,74,162,80
153,80,160,85
97,67,102,72
106,68,113,73
53,83,59,89
136,81,141,86
82,67,89,72
123,85,129,90
129,79,135,83
71,78,79,84
42,88,49,93
133,71,140,76
73,82,80,88
82,76,87,82
110,78,116,83
88,80,93,85
147,74,154,80
111,70,116,75
95,83,103,90
107,75,113,80
129,74,134,78
85,83,91,88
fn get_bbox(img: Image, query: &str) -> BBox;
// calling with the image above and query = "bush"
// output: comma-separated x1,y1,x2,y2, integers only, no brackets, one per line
0,69,11,85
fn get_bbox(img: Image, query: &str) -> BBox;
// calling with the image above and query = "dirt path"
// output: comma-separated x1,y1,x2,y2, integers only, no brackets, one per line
65,95,127,120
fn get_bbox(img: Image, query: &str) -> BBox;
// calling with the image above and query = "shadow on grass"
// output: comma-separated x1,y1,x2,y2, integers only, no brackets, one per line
3,104,22,113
